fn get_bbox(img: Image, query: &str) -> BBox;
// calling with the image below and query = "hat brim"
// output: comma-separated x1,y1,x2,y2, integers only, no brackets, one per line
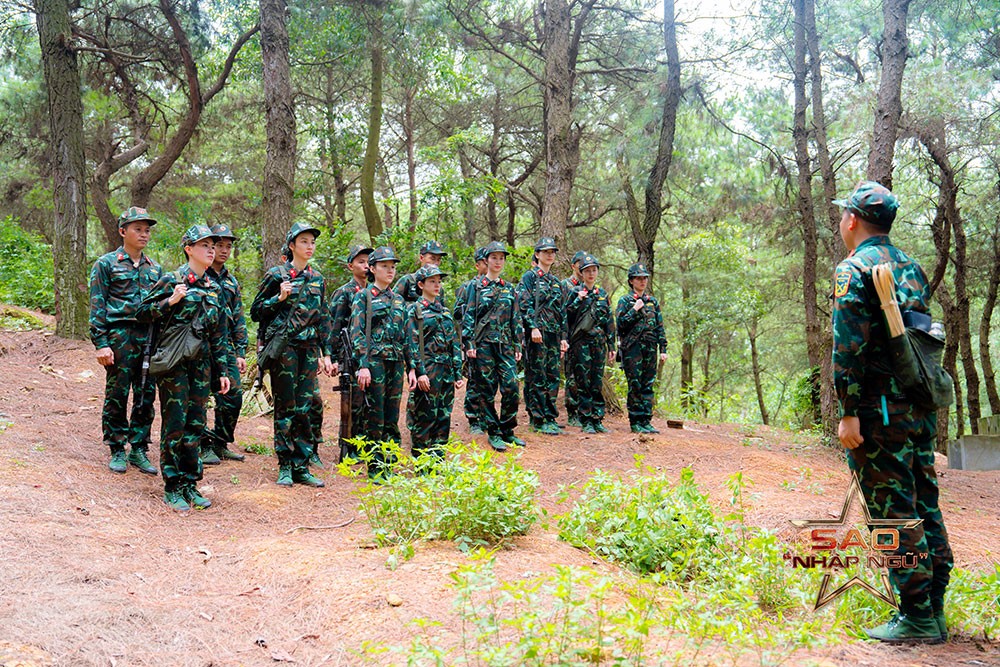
184,234,220,246
120,216,157,228
417,272,449,281
290,227,322,241
347,247,374,262
581,263,600,270
536,245,559,252
831,198,849,208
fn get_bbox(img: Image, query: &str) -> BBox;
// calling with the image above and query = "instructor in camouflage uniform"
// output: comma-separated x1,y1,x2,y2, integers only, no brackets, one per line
832,181,952,644
201,224,248,464
615,263,667,433
463,242,524,451
250,222,332,488
453,246,488,433
393,240,447,304
405,265,464,460
561,250,586,427
517,237,568,435
138,225,231,511
89,206,162,475
566,254,615,433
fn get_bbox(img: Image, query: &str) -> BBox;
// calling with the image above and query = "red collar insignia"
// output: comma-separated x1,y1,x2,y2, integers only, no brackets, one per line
536,269,544,277
372,288,379,297
117,253,124,261
572,277,579,285
422,299,430,306
187,273,197,284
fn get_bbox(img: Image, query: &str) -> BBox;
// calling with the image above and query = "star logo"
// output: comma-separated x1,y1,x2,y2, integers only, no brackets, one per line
789,473,922,611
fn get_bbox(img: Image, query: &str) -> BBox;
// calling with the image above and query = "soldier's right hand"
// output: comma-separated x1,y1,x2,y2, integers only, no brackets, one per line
632,298,645,312
278,280,293,301
168,283,188,306
466,349,477,359
331,362,340,376
96,347,114,366
531,328,542,343
357,367,372,390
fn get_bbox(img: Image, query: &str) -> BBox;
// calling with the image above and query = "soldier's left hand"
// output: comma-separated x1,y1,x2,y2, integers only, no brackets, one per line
659,353,667,362
236,357,247,374
219,376,231,395
407,369,417,391
454,379,465,390
608,350,616,362
417,374,431,391
560,339,569,355
515,351,522,362
320,356,334,376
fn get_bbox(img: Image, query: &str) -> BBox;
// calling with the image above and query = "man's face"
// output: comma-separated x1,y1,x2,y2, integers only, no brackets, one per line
422,252,444,267
214,239,234,264
120,221,152,250
475,259,487,275
349,253,370,279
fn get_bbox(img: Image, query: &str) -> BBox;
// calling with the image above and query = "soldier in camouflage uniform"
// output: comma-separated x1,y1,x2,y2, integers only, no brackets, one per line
350,246,408,478
250,222,333,488
137,225,232,511
393,240,447,304
201,224,248,465
463,242,524,451
405,265,464,459
328,243,373,460
561,250,587,427
566,254,616,433
615,263,667,433
832,181,952,644
453,246,488,433
89,206,163,475
517,237,569,435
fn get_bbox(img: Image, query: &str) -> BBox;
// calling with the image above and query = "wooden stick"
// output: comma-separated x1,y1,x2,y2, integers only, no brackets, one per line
872,264,905,337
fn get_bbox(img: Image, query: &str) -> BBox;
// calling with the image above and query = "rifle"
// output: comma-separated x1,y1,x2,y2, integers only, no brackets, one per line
335,327,355,462
139,322,155,390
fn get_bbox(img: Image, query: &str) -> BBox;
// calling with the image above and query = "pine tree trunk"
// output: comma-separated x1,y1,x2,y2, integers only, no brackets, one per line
36,0,89,339
867,0,911,188
980,225,1000,414
360,6,385,243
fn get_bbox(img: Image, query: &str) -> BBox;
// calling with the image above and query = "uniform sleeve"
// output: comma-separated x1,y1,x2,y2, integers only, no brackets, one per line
462,283,478,351
231,281,249,359
210,300,231,379
832,262,870,417
328,287,344,361
136,274,177,323
316,278,333,358
558,278,568,340
653,298,667,352
404,304,420,375
616,295,637,338
249,270,282,323
88,258,110,349
511,286,524,357
518,271,537,330
603,292,616,350
449,316,462,380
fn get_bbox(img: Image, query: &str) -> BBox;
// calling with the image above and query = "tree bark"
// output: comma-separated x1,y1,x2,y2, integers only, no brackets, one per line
260,0,296,267
866,0,911,188
980,219,1000,414
679,258,693,409
36,0,89,339
748,319,770,425
360,5,385,243
458,149,477,247
403,86,418,232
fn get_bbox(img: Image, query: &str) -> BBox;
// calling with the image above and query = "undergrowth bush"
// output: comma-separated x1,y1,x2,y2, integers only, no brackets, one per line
339,438,539,557
0,217,55,313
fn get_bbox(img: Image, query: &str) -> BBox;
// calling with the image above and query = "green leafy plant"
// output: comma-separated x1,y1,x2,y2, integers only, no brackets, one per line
0,218,55,314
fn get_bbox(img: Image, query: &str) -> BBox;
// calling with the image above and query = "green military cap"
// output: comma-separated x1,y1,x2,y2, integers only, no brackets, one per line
415,265,448,283
534,236,559,252
285,221,322,245
580,254,600,270
118,206,157,229
180,224,218,246
833,180,899,228
571,250,587,265
474,246,488,262
210,223,237,240
483,241,509,257
368,246,400,264
627,263,650,279
347,243,374,263
419,240,447,256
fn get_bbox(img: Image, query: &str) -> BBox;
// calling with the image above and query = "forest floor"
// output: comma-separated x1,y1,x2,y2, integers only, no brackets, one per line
0,312,998,667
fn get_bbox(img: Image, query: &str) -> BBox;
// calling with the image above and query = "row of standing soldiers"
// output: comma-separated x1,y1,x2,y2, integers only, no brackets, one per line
89,210,668,508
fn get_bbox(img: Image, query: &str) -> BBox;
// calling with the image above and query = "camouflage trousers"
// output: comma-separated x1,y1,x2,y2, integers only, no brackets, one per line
470,342,519,439
156,356,209,490
462,356,485,428
621,341,657,426
359,356,404,476
570,337,606,425
563,348,579,420
270,343,320,469
848,407,953,619
407,367,456,457
102,324,156,451
524,330,561,426
205,357,243,447
337,371,366,459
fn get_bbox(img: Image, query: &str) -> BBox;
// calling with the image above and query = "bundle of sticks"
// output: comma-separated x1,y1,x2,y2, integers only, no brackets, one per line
872,263,905,337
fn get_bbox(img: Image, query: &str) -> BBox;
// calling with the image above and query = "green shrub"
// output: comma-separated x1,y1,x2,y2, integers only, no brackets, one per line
339,438,539,554
0,216,55,313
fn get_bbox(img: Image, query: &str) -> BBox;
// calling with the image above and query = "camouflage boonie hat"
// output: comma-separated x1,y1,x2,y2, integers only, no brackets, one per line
347,243,374,263
832,181,899,228
627,263,650,279
473,246,488,262
571,250,587,265
210,224,236,240
180,224,217,246
118,206,157,229
415,265,448,283
419,240,447,256
483,241,509,257
368,246,400,264
534,237,559,252
579,254,600,270
285,221,322,245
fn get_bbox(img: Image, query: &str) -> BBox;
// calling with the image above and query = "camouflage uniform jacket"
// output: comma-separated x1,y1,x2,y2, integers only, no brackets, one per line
615,293,667,352
328,277,366,362
517,268,567,337
350,284,408,368
395,270,445,306
405,298,462,381
832,235,930,417
136,264,231,375
250,262,333,357
462,276,523,354
206,265,248,359
567,283,616,349
89,247,163,348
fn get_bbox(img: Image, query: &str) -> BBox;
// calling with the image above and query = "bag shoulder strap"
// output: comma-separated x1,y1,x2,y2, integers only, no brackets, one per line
415,302,426,368
364,288,374,360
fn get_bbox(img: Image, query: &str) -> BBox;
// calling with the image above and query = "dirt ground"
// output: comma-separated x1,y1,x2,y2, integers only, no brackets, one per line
0,322,998,667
